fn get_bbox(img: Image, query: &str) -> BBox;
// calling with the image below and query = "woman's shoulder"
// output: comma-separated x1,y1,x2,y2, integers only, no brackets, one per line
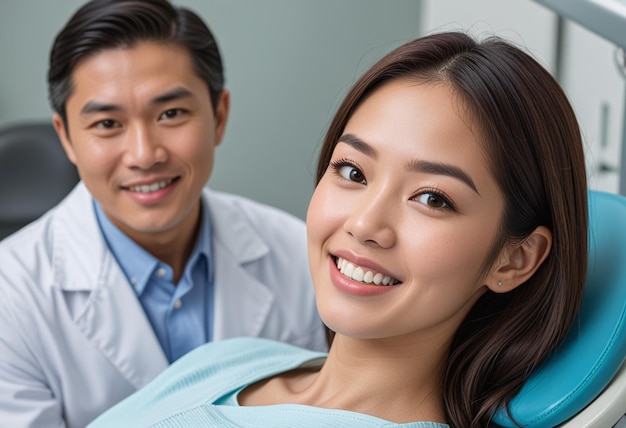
134,337,326,406
88,338,327,427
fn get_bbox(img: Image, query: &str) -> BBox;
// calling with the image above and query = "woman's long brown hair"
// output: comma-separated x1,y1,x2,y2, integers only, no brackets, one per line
317,32,588,427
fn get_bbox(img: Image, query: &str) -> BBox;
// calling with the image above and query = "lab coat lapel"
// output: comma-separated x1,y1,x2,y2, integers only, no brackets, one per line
211,244,275,340
55,183,168,390
205,190,275,341
75,260,168,390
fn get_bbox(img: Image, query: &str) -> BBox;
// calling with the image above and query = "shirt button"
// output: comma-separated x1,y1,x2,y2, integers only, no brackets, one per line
174,299,183,310
156,267,167,277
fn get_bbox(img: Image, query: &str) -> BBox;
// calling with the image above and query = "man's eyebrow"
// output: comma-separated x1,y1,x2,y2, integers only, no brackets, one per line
337,134,378,159
151,87,194,105
79,87,194,116
406,159,479,194
80,101,122,116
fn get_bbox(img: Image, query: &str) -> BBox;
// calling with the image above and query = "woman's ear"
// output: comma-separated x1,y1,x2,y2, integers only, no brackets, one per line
487,226,552,293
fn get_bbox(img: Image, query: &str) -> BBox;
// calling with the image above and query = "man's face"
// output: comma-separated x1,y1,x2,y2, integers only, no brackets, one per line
54,41,229,246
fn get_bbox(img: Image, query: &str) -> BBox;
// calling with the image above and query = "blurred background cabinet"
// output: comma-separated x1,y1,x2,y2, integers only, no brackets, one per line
558,20,626,195
421,0,626,196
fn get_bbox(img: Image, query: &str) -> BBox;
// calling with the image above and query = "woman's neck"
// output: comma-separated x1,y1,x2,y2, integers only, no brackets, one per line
240,335,449,424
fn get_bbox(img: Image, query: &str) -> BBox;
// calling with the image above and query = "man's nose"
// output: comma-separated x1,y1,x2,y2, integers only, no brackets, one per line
122,124,167,169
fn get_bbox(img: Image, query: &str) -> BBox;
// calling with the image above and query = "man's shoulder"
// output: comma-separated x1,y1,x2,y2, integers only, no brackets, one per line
2,188,64,246
0,184,93,286
204,189,306,233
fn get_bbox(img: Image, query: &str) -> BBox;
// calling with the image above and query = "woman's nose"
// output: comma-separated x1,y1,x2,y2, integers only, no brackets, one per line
343,189,396,248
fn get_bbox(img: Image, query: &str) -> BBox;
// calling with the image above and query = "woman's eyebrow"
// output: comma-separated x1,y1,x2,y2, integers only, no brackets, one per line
406,159,479,194
337,133,378,159
338,133,479,194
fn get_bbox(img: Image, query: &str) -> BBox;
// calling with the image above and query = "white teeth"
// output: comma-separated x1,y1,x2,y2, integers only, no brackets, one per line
363,271,373,284
352,267,364,282
373,273,383,285
335,257,399,286
129,179,173,193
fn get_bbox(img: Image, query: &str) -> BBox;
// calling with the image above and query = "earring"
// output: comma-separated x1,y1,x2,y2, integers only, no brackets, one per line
497,281,504,288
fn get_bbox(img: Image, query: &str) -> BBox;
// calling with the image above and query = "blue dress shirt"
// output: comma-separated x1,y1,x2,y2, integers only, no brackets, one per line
94,200,214,363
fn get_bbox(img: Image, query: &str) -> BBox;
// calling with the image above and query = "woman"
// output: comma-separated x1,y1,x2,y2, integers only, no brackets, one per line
89,31,588,428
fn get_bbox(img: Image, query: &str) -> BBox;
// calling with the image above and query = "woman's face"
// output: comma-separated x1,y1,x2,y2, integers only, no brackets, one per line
307,80,506,344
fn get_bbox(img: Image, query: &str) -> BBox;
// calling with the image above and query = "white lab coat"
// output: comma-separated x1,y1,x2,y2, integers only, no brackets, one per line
0,183,326,428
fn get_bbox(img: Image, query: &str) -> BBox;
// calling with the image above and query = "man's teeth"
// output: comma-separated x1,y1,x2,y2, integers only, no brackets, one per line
335,257,399,286
129,179,173,193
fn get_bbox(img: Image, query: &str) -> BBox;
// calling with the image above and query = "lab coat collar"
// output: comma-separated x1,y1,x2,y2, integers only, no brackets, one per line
53,182,111,292
203,188,270,264
51,182,168,388
203,188,275,340
54,184,273,291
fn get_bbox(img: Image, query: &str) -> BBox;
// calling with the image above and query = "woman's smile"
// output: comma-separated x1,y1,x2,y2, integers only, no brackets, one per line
335,256,400,286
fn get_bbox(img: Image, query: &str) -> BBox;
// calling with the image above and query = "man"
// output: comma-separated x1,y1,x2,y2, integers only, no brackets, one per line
0,1,326,426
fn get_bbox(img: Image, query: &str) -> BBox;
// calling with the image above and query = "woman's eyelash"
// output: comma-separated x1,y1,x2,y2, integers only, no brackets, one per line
329,158,357,170
413,188,457,211
329,159,365,181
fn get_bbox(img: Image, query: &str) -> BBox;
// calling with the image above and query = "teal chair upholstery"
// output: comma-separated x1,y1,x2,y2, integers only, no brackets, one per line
494,190,626,427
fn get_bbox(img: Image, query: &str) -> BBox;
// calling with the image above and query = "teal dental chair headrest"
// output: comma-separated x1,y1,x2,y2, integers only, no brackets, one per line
493,190,626,427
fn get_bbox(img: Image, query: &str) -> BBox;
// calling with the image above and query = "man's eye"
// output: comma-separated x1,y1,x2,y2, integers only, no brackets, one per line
160,109,183,120
338,165,366,184
95,119,118,129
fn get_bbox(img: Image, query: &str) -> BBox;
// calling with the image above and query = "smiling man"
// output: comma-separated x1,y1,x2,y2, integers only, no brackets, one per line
0,1,326,427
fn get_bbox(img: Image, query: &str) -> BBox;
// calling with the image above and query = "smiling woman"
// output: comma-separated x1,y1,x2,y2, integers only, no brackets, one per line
308,80,509,344
88,31,588,428
311,31,588,426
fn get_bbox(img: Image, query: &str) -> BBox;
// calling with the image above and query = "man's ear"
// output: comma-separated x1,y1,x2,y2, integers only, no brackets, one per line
213,89,230,147
52,113,77,165
487,226,552,293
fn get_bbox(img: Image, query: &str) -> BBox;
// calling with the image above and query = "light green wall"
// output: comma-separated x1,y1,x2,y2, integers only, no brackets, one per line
0,1,422,219
0,0,87,125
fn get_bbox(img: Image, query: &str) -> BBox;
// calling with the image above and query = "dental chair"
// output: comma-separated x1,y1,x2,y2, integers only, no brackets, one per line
494,190,626,427
0,121,79,240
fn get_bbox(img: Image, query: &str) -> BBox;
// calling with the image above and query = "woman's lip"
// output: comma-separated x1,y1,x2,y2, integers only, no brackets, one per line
328,256,400,297
331,251,401,283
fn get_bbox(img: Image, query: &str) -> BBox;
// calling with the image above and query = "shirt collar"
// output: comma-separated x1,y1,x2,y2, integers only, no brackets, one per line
182,198,213,285
94,196,213,295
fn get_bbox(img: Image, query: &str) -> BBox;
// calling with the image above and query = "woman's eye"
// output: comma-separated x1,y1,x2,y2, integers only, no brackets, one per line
415,192,451,210
338,165,366,184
